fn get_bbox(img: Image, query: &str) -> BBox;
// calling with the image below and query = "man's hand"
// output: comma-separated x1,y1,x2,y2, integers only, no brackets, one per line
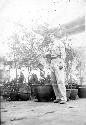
59,66,63,70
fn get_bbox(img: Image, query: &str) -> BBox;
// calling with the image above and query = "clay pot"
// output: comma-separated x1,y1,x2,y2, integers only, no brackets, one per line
34,84,55,102
78,86,86,98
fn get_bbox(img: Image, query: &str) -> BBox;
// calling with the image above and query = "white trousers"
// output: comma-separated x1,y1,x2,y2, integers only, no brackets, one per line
51,59,67,101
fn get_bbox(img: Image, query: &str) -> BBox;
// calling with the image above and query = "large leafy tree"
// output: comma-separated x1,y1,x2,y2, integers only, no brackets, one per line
8,23,81,84
8,28,43,69
8,24,55,70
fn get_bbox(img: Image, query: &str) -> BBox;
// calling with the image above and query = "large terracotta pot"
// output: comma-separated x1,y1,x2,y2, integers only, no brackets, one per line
78,85,86,98
33,84,55,102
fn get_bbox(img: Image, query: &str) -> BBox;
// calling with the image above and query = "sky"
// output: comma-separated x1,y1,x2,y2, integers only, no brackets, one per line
0,0,85,57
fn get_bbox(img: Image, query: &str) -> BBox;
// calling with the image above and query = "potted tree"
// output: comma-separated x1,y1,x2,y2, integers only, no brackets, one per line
9,79,20,101
66,78,78,100
35,74,55,102
32,62,55,102
18,83,31,101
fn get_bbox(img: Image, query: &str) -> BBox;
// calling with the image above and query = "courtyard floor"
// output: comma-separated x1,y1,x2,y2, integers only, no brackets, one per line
1,99,86,125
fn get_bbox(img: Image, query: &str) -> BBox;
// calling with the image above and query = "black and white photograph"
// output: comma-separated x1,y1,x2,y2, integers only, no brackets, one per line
0,0,86,125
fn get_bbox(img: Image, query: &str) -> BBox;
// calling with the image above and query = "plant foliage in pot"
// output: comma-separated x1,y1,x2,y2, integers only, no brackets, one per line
66,79,78,100
2,79,19,101
18,83,31,101
28,73,40,99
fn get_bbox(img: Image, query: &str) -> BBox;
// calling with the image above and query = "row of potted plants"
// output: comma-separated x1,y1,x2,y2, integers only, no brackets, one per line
29,74,79,102
1,74,86,101
1,79,31,101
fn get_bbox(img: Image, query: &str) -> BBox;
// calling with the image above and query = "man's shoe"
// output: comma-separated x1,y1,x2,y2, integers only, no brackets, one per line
34,99,38,102
59,100,66,104
54,99,61,103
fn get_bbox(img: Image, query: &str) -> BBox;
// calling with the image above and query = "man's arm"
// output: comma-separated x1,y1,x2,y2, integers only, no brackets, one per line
59,42,66,60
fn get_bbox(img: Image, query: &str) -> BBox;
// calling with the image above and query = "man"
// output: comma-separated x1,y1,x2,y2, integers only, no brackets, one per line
45,36,67,104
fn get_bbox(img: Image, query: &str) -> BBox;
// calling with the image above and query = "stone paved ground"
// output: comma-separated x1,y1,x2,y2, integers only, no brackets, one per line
1,99,86,125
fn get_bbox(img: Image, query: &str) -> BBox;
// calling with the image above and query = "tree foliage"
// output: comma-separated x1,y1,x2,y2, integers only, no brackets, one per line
9,29,44,69
8,23,81,84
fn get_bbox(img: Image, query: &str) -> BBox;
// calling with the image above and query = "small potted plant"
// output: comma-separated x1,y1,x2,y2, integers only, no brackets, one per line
18,83,31,101
2,82,11,100
28,73,40,99
9,79,20,101
2,79,20,101
67,79,78,100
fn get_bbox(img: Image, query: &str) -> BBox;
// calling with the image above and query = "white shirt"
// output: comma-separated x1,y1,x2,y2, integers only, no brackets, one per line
51,58,65,72
49,39,66,60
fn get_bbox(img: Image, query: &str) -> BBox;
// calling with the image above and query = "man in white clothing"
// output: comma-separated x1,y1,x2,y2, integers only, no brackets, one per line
45,36,67,104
